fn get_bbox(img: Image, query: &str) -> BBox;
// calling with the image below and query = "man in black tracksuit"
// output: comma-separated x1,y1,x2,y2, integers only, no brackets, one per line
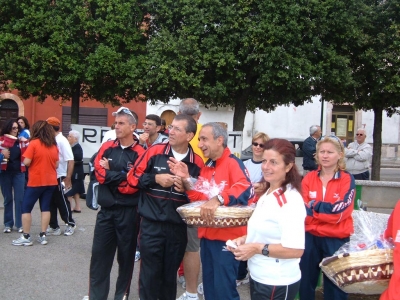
121,114,204,300
87,107,145,300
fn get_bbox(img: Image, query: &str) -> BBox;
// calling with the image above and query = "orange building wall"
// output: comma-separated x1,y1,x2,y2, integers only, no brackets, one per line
3,90,147,127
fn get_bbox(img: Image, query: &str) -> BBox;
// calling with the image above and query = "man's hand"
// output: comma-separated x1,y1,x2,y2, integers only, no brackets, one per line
167,157,190,178
63,177,72,189
200,197,220,224
99,157,110,170
253,182,267,196
139,132,149,144
155,174,176,188
173,176,184,192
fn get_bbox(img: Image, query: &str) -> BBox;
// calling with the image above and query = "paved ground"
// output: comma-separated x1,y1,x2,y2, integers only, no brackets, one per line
0,198,386,300
0,198,254,300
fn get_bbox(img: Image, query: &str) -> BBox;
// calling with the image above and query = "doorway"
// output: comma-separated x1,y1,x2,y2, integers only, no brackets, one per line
160,110,176,126
0,99,19,128
331,105,355,146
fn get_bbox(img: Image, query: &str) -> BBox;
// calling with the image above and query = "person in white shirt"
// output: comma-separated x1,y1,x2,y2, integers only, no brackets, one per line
228,138,306,300
345,128,372,180
45,117,76,236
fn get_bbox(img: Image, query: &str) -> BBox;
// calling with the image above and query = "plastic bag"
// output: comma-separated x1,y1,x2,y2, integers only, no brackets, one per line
193,177,226,199
320,210,393,295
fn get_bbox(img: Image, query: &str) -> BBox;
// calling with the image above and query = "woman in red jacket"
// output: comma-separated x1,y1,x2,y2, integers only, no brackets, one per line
299,136,356,300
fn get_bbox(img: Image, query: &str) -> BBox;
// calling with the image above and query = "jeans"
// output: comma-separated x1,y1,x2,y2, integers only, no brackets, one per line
0,171,26,228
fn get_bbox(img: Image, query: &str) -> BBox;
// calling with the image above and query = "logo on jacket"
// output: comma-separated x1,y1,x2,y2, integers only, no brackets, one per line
127,162,134,170
309,191,317,199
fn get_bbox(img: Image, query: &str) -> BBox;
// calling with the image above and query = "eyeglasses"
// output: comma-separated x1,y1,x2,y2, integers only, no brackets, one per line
143,122,157,127
356,134,364,136
252,142,264,148
12,127,18,130
167,125,183,133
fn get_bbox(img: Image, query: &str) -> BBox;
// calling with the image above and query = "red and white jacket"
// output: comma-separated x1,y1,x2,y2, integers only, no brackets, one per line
302,170,355,238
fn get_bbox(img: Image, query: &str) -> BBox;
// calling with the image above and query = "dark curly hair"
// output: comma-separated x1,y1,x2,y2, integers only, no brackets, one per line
30,120,57,147
17,116,30,130
0,119,19,136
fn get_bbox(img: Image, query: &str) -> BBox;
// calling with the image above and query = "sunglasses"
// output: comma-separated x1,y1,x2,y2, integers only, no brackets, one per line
252,142,264,148
356,134,364,136
12,127,18,130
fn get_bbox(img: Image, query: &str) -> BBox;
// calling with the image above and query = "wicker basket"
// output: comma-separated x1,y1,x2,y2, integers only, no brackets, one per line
176,201,255,228
320,249,393,295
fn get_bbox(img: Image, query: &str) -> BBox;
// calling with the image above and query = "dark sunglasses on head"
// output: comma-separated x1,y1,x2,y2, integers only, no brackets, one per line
252,142,264,148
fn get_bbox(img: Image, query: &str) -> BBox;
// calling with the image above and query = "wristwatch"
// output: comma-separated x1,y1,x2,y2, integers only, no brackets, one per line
262,244,270,257
217,194,224,205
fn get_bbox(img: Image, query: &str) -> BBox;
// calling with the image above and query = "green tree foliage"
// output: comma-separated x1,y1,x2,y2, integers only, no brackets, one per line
333,0,400,180
140,0,361,130
0,0,147,123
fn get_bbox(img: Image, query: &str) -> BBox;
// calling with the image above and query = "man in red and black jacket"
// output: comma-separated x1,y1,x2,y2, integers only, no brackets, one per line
87,107,145,300
168,122,255,300
120,114,204,300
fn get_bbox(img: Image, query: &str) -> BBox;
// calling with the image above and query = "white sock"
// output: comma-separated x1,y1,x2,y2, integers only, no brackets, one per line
186,291,198,299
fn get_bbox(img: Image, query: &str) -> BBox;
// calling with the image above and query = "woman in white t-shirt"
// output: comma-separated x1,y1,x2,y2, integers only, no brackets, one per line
228,138,306,300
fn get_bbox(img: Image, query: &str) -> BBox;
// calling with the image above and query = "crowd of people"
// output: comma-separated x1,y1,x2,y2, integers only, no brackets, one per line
1,101,398,300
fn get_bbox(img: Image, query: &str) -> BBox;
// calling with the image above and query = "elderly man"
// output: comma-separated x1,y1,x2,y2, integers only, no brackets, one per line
121,114,204,300
169,122,254,300
302,125,322,176
87,107,144,300
345,128,372,180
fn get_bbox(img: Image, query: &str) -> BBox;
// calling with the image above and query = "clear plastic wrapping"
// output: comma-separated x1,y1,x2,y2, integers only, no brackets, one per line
320,210,393,295
176,201,255,228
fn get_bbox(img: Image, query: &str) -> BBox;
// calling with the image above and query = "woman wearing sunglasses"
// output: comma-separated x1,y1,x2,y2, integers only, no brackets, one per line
300,136,356,300
0,119,29,234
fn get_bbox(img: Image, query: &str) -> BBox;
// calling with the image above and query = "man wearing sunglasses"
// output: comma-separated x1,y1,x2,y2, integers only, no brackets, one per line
345,128,372,180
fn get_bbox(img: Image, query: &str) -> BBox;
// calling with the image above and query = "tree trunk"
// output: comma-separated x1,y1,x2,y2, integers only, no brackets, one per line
70,82,80,124
371,106,382,181
232,96,247,131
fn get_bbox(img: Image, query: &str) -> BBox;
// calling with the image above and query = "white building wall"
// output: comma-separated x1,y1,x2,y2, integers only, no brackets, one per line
147,98,400,158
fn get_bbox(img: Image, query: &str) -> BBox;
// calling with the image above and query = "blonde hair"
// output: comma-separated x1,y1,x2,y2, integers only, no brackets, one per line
252,132,270,144
315,136,346,171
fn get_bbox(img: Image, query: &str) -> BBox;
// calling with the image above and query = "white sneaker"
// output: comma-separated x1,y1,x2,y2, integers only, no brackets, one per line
12,235,33,246
176,292,199,300
82,296,89,300
64,224,76,236
236,274,250,286
46,226,61,236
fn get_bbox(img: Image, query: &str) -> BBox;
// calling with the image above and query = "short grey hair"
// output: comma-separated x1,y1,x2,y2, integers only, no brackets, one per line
356,128,366,135
309,125,320,135
69,130,80,140
179,98,200,115
203,122,228,148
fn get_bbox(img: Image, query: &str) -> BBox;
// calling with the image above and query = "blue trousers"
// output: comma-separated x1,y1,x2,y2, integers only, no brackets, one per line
200,239,240,300
299,232,349,300
0,171,25,228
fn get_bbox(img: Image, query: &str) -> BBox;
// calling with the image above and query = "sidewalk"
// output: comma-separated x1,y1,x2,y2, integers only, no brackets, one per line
0,198,252,300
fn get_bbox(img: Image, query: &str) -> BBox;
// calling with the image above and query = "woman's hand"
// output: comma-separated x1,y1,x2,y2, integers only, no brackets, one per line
232,243,260,261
